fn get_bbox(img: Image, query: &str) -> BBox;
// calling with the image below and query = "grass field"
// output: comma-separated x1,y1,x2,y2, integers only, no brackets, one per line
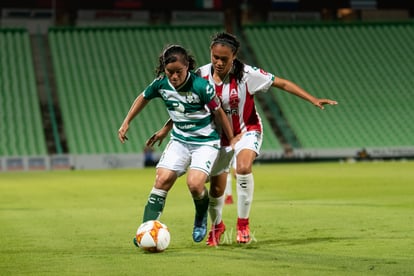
1,161,413,275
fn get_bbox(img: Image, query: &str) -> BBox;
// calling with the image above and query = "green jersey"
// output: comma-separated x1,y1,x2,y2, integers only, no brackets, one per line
143,72,221,147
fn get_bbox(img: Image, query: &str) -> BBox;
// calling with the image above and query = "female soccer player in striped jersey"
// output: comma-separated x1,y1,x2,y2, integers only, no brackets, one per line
118,44,235,243
147,33,337,246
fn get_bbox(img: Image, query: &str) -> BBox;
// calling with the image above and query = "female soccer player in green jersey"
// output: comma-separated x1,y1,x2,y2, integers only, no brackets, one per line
118,44,235,243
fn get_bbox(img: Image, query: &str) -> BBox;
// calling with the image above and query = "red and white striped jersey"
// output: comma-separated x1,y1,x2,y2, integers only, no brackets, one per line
197,64,274,145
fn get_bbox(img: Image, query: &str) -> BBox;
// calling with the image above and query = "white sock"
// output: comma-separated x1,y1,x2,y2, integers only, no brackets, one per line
236,173,254,218
150,187,168,197
208,194,224,225
225,173,232,196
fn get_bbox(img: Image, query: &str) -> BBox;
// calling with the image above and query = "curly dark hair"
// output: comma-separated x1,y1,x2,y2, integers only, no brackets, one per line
210,32,244,83
156,44,196,77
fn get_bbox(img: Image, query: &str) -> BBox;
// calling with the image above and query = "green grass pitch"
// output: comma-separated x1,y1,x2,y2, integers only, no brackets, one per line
1,161,414,275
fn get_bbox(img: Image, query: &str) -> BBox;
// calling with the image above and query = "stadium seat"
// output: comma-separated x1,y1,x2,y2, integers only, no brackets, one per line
0,29,47,156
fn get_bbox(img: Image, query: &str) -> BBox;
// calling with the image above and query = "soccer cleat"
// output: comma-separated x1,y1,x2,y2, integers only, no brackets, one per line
206,221,226,246
224,195,234,205
236,218,251,244
192,211,208,242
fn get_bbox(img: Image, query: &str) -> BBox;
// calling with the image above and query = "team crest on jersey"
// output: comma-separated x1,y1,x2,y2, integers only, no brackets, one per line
179,91,199,103
186,92,195,103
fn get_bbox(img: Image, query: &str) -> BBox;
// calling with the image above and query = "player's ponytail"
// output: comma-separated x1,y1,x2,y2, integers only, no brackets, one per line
232,58,244,83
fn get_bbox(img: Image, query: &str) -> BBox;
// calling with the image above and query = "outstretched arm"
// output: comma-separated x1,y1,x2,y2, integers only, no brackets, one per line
118,93,150,143
273,77,337,109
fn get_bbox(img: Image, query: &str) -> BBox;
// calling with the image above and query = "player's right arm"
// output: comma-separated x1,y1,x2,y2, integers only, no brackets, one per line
118,93,150,143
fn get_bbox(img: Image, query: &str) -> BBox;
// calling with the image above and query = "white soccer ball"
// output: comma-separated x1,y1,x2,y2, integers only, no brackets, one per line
136,220,170,253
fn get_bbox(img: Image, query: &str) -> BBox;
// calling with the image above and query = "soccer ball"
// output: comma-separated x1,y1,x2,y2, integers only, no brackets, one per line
135,220,170,253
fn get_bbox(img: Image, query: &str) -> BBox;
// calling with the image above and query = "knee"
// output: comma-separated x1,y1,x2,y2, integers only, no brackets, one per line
187,177,206,196
208,175,226,197
210,183,224,197
155,171,176,191
236,163,252,175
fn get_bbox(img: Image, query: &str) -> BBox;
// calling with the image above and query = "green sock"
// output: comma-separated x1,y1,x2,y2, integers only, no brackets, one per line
142,188,167,222
193,187,209,220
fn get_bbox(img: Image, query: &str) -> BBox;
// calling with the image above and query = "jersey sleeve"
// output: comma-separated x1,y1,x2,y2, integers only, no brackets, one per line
197,77,220,111
244,65,275,94
194,76,215,102
142,78,161,100
206,95,221,111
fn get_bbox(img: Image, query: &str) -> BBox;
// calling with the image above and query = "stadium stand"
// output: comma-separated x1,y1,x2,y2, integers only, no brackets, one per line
245,22,414,149
8,21,412,160
0,29,47,156
48,26,282,154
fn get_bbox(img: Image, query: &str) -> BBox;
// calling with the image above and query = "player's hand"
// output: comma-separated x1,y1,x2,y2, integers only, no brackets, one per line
229,132,244,149
146,129,168,147
118,124,129,143
314,99,338,110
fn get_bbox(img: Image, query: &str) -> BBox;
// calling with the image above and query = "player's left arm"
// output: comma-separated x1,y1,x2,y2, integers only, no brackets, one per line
272,77,338,109
146,119,173,147
207,96,235,142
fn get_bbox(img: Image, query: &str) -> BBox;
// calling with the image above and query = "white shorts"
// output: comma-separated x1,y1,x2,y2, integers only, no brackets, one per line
156,139,220,177
210,131,262,176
